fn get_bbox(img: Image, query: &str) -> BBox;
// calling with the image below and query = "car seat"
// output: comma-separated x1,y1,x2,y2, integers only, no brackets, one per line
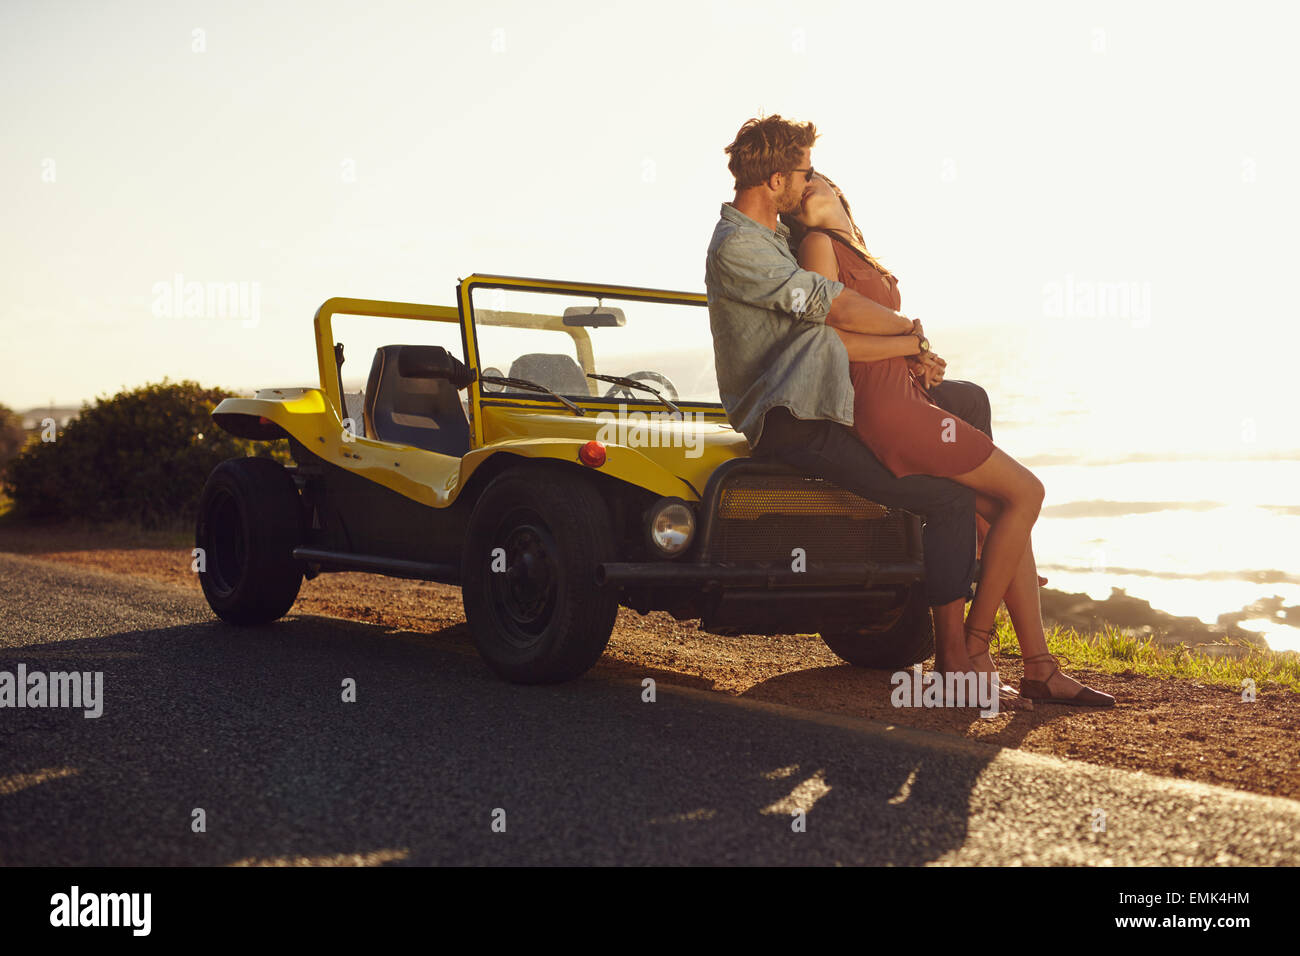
506,353,589,395
363,345,472,456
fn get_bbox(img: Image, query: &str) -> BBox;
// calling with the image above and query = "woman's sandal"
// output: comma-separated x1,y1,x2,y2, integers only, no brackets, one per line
964,624,1001,670
964,624,1024,705
1019,652,1116,707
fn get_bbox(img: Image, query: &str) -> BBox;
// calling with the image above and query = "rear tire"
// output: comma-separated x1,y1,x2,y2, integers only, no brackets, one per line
461,466,619,683
196,457,304,624
818,585,934,668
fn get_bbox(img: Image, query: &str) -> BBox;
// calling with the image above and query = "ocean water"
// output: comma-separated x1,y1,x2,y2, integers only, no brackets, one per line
938,323,1300,653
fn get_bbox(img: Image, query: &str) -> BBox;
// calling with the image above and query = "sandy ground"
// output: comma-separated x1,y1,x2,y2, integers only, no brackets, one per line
3,524,1298,801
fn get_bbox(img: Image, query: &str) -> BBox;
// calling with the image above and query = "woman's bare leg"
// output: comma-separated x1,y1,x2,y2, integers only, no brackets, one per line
974,493,1100,699
927,448,1041,708
977,512,1046,587
950,448,1044,635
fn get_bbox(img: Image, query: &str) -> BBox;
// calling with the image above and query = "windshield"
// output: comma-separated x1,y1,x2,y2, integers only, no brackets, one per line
469,285,721,405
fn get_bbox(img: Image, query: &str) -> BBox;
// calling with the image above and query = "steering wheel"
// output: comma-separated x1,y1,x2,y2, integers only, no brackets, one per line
602,370,679,401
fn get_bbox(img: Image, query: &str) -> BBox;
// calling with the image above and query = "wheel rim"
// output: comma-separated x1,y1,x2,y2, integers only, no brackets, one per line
487,507,561,648
204,488,246,598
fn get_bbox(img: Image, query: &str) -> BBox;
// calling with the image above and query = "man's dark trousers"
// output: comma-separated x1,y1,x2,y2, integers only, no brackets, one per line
751,380,993,607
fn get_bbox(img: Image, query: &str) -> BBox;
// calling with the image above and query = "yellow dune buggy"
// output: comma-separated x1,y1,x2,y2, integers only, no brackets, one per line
197,275,931,683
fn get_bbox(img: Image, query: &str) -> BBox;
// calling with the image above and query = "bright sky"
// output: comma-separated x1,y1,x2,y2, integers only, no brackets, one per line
3,0,1298,410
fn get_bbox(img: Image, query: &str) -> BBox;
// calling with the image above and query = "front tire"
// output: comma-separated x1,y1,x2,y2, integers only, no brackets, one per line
461,466,619,683
196,457,304,624
818,585,934,668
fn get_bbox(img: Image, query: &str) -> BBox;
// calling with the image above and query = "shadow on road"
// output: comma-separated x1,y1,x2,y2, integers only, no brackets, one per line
0,606,1037,865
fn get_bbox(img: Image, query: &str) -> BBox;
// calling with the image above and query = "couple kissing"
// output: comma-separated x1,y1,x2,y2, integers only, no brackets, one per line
704,114,1113,710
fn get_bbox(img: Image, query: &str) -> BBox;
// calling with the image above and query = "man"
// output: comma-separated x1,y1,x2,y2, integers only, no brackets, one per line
704,114,999,692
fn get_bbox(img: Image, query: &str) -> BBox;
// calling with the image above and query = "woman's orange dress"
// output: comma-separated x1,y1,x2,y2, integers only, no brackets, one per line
819,229,996,478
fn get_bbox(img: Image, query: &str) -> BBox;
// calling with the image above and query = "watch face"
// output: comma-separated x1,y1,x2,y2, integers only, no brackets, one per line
919,337,930,351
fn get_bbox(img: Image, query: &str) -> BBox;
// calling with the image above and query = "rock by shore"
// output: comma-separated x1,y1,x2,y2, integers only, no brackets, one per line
1037,586,1297,657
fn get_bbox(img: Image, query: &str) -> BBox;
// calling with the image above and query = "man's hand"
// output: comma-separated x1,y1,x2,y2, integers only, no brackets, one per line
921,352,947,387
907,351,946,389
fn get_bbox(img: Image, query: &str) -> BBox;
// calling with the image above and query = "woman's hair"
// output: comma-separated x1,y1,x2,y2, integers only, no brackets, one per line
724,114,818,190
780,173,894,280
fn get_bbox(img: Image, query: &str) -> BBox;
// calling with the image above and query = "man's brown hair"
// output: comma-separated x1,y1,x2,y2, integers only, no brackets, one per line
724,114,818,190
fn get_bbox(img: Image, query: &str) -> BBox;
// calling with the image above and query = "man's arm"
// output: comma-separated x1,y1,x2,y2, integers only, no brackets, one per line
796,231,914,335
836,327,925,362
826,288,915,335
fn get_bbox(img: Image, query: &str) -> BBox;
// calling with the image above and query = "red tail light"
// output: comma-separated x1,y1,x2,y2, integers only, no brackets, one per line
578,440,606,467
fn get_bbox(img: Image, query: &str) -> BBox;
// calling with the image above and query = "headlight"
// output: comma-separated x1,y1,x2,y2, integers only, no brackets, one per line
647,498,695,557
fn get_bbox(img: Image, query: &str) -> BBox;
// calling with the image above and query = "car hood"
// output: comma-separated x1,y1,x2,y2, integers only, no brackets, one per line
478,404,753,495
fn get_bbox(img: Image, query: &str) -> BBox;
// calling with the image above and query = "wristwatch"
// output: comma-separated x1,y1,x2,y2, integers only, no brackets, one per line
907,317,928,351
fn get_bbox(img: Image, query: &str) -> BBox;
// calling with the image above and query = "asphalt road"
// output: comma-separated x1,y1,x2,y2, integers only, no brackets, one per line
2,552,1298,866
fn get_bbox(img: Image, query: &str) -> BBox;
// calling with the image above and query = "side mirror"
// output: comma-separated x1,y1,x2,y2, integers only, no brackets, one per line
563,305,626,327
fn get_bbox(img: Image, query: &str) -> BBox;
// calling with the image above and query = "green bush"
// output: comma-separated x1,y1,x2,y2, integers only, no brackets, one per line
0,404,26,466
1,380,285,527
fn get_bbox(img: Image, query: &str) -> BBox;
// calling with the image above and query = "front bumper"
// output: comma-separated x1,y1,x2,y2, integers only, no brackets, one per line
600,458,927,635
595,559,923,589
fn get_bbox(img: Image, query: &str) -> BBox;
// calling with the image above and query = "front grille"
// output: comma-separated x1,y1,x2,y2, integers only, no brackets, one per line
712,473,911,565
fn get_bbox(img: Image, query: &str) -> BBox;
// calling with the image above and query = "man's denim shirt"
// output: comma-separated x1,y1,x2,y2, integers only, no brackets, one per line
705,202,852,449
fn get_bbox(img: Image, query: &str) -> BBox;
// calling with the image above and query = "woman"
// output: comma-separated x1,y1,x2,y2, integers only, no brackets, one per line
781,173,1113,707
